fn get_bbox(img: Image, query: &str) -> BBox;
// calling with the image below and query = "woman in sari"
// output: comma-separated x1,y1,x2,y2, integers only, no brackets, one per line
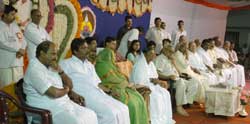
95,37,149,124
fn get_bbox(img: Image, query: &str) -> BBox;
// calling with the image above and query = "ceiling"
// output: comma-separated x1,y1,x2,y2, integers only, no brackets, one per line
185,0,250,10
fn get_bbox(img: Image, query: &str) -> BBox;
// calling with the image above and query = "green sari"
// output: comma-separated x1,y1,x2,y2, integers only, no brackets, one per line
95,48,149,124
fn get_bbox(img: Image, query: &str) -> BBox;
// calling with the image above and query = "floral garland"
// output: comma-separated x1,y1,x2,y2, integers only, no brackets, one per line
69,0,83,38
55,5,74,61
45,0,55,33
91,0,152,17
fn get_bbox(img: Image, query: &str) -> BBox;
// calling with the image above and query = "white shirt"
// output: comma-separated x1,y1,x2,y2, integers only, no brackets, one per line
117,29,139,57
229,50,238,62
0,20,27,68
23,58,69,109
24,22,51,60
161,30,171,41
147,61,159,79
145,27,163,54
188,51,207,71
154,54,179,76
197,47,214,69
214,47,228,60
171,29,187,47
60,56,101,88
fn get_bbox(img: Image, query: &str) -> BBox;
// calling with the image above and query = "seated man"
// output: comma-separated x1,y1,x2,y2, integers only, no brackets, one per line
60,38,130,124
23,41,98,124
130,48,175,124
154,45,198,116
188,41,219,86
95,37,149,124
174,42,207,103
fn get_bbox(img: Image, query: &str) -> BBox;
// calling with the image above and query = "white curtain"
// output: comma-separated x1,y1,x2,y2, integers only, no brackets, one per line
150,0,228,42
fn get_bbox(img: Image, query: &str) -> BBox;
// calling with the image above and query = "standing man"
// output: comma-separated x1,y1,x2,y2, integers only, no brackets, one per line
24,9,51,60
172,20,187,48
145,17,163,54
160,21,171,41
117,15,133,46
0,5,27,88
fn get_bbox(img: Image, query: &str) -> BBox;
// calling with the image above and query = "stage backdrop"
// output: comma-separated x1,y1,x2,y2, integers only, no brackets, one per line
150,0,229,42
79,0,151,49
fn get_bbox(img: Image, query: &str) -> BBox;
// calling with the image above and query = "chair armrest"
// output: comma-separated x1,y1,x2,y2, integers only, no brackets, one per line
19,105,52,124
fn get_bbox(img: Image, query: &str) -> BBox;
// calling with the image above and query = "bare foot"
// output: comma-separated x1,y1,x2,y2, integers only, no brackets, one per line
177,106,189,116
199,103,204,109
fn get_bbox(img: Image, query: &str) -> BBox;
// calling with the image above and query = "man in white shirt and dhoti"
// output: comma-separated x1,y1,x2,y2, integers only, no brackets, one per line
130,49,175,124
0,5,27,88
188,41,219,85
212,38,244,87
23,41,98,124
174,42,208,103
60,38,131,124
220,41,246,87
24,9,51,60
154,45,198,116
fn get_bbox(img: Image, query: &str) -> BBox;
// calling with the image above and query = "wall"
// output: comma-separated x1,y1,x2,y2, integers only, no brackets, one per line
150,0,228,41
226,10,250,50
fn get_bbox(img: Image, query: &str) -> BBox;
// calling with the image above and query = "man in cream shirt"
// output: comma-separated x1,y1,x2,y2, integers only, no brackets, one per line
0,5,26,88
154,45,198,116
24,9,51,60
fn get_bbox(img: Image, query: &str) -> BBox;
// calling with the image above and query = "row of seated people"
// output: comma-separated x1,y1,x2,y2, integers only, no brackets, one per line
1,35,246,124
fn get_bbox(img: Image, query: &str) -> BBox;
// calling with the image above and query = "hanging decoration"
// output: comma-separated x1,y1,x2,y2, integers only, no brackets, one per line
69,0,83,38
90,0,152,17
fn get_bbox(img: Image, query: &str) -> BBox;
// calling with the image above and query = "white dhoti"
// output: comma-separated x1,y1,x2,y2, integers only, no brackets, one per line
235,65,245,87
174,78,198,105
0,67,23,88
68,76,130,124
52,100,98,124
147,83,175,124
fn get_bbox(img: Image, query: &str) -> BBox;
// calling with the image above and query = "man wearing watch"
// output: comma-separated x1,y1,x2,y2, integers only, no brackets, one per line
23,41,98,124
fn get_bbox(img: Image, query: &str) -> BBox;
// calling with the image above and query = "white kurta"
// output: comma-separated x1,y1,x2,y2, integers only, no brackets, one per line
219,48,245,87
130,54,175,124
24,22,51,60
117,29,139,57
188,51,218,85
171,29,187,48
154,54,198,106
60,56,130,124
174,51,207,103
145,27,163,54
0,20,27,87
24,58,98,124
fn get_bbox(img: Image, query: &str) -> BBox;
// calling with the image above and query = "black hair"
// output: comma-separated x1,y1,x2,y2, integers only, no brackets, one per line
178,20,184,25
104,36,116,47
71,38,87,55
126,40,141,58
162,39,172,45
125,15,132,22
85,37,96,45
36,41,53,58
3,5,17,14
154,17,161,23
